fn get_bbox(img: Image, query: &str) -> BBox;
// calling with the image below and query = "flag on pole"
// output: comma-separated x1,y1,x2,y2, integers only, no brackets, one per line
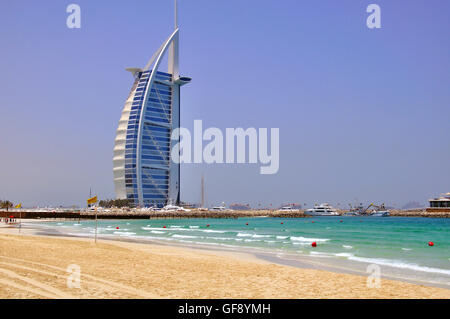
15,203,22,209
87,196,98,205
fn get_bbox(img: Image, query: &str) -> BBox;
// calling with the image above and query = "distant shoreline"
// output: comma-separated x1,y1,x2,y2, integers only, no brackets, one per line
1,209,450,220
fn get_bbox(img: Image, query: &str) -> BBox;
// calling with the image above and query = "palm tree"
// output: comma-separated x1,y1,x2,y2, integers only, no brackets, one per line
0,200,14,212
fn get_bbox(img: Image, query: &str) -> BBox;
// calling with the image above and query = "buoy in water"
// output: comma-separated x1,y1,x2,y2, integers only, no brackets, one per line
163,226,167,229
428,241,434,247
116,227,119,230
246,223,249,226
311,242,317,248
340,220,343,223
281,222,284,225
206,224,210,227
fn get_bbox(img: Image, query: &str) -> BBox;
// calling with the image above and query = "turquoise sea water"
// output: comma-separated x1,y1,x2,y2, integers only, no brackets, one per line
34,217,450,288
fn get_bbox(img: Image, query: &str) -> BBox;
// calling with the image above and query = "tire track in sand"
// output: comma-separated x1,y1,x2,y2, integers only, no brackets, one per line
0,260,148,298
0,267,74,298
0,255,159,298
0,276,60,299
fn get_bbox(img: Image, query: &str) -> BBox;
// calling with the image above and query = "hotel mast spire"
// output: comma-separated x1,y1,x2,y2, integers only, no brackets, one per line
175,0,178,29
168,0,179,78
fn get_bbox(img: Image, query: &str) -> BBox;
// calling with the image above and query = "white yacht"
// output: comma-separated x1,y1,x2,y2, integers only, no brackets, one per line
305,203,340,216
161,203,191,212
209,202,228,211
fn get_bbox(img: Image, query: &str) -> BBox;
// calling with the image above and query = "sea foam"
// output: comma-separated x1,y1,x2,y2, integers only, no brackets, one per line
290,236,330,243
172,234,199,239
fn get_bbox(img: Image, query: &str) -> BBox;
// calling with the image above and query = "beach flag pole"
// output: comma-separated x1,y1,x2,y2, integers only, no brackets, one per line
87,195,98,244
15,203,22,234
95,207,98,244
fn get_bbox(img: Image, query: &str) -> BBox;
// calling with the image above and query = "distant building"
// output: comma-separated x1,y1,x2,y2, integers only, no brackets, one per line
113,4,191,208
428,193,450,208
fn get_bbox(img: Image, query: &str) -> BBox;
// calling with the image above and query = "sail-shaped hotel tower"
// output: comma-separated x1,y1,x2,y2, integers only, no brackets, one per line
113,2,191,207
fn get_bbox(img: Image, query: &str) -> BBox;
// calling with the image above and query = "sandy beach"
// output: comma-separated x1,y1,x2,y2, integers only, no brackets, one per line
0,225,449,299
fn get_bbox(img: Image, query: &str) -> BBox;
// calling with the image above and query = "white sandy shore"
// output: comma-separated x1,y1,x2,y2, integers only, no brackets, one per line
0,223,449,299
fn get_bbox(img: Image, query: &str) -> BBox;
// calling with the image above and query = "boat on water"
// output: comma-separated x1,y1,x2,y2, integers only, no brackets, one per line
209,202,230,212
369,210,390,217
343,203,365,216
367,203,390,217
209,206,226,211
343,203,390,217
305,203,340,216
342,211,361,216
160,202,191,212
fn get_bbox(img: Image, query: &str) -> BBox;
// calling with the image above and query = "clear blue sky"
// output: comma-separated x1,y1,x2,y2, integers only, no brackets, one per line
0,0,449,208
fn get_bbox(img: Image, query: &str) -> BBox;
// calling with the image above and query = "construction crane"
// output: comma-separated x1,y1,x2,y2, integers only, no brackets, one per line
359,203,386,215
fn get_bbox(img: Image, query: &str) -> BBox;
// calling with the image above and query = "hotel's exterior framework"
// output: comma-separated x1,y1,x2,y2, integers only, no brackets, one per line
113,11,190,207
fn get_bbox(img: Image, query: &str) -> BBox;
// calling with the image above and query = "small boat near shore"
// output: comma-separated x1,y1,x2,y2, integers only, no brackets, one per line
305,204,339,216
343,203,390,217
209,203,229,212
343,211,361,216
369,210,390,217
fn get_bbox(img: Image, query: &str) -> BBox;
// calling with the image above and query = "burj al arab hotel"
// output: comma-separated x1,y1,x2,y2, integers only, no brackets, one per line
113,1,191,207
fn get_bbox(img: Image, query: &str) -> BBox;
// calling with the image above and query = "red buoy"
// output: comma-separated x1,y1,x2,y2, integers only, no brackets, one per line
311,242,317,248
281,222,284,225
312,221,315,223
428,241,434,247
340,220,343,223
206,224,210,227
163,226,166,229
246,223,249,226
116,227,119,230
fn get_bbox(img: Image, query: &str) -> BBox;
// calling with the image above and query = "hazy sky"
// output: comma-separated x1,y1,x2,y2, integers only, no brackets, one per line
0,0,449,208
